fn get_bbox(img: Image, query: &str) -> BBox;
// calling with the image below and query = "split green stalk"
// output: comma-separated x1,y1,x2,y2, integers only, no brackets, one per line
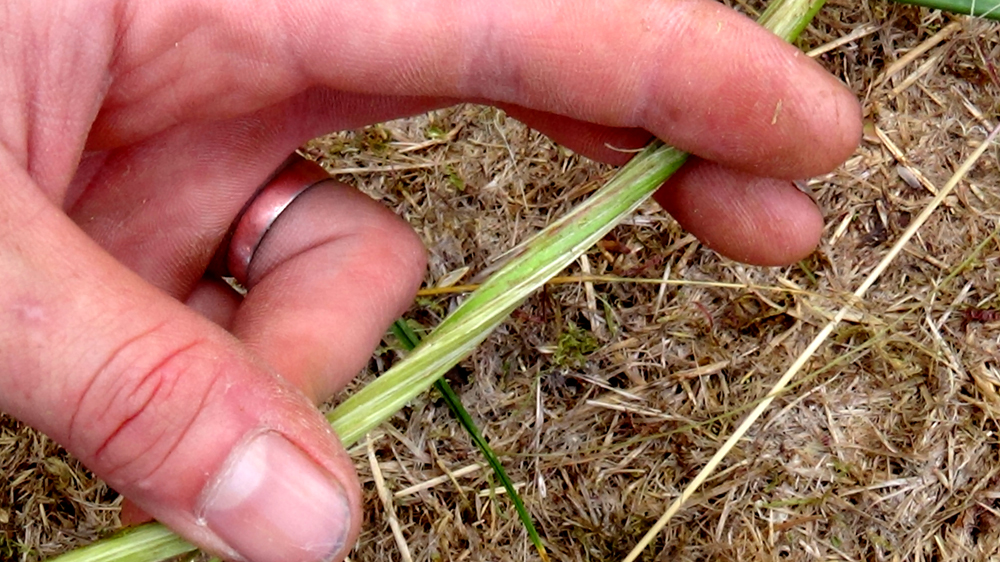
48,1,823,560
328,140,688,443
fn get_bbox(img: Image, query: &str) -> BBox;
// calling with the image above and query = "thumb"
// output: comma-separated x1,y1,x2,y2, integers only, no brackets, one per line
0,160,358,562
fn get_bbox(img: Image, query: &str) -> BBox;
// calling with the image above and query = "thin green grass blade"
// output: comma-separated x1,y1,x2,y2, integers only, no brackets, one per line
388,318,422,357
891,0,1000,19
432,380,549,560
390,320,550,562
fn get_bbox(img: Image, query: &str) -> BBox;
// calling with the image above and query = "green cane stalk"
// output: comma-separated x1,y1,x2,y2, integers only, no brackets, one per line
47,1,825,560
41,525,197,562
327,139,689,444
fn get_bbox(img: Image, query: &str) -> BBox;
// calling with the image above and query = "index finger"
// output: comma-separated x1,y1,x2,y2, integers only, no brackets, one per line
99,0,859,178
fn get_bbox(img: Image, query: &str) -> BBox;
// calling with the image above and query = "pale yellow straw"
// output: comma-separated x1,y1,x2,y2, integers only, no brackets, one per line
622,121,1000,562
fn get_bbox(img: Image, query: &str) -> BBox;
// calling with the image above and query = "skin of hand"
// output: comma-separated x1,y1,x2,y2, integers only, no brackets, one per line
0,1,860,561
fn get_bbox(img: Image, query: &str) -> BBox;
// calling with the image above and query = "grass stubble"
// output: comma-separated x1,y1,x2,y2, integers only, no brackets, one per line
3,1,1000,561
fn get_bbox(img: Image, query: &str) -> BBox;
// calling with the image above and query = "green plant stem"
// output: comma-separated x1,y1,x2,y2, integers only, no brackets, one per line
327,141,688,445
894,0,1000,19
759,0,826,39
41,525,196,562
48,0,823,559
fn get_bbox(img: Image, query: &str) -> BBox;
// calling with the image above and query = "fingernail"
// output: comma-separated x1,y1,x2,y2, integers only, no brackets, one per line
199,431,350,562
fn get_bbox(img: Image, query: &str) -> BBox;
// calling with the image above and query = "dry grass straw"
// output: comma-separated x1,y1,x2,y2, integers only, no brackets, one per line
367,437,414,562
624,119,1000,562
5,2,1000,561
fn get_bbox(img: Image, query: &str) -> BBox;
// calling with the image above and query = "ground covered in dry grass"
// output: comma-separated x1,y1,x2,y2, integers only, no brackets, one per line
4,2,1000,561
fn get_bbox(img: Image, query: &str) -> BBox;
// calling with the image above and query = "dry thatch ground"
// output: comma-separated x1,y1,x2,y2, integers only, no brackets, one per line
4,2,1000,561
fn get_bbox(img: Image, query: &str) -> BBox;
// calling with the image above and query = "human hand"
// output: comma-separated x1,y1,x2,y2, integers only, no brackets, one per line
1,1,859,562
